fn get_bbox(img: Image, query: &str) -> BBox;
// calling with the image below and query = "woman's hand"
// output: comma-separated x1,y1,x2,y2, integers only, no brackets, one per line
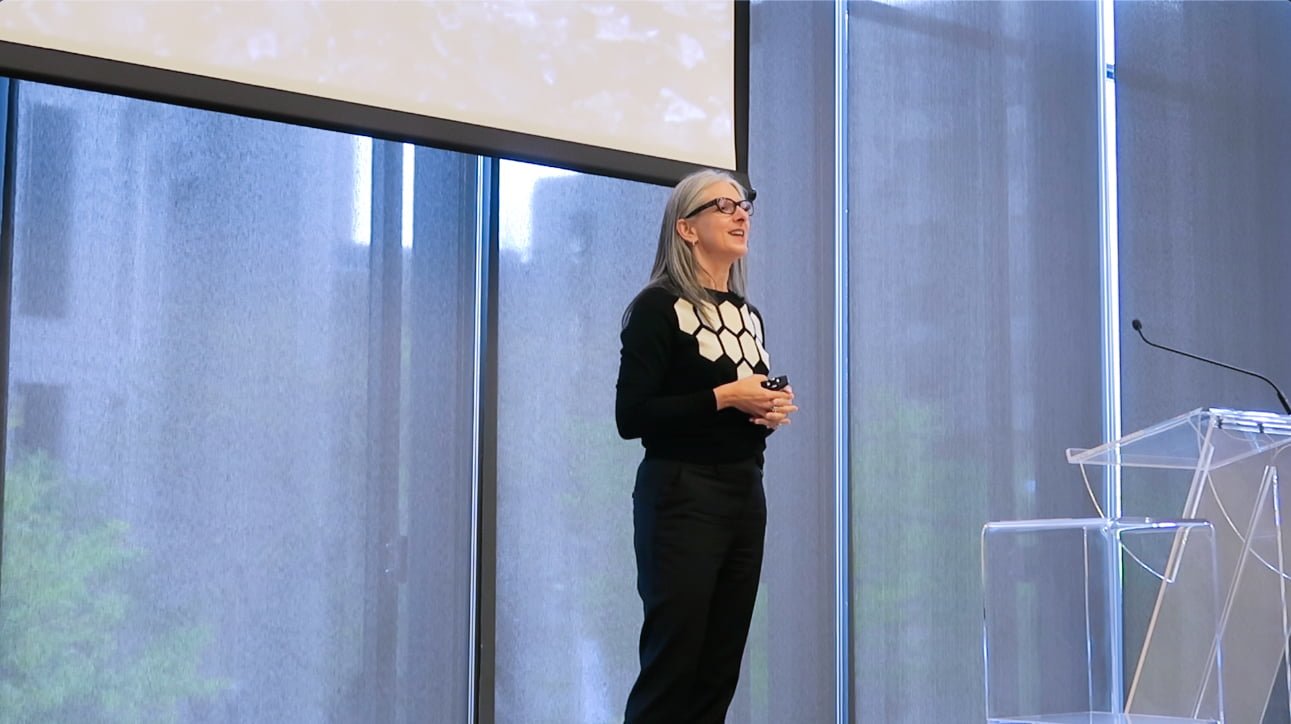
715,377,798,428
750,385,797,429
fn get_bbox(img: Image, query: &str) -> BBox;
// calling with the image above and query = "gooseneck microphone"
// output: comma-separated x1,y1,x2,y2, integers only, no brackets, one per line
1130,318,1291,415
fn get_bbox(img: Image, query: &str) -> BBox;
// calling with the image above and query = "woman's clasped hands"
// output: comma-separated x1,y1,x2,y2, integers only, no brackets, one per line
715,374,798,430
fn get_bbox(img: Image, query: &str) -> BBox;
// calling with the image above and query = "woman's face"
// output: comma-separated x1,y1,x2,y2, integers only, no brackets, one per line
677,180,752,264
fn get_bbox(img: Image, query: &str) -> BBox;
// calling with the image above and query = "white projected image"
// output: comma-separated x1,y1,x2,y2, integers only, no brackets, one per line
0,0,736,169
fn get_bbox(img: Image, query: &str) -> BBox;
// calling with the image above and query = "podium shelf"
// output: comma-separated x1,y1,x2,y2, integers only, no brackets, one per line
1066,407,1291,470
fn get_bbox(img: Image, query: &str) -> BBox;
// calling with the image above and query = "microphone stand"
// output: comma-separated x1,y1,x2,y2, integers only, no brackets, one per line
1131,319,1291,415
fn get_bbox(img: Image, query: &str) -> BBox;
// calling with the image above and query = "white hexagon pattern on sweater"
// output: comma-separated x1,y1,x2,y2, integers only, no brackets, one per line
673,297,770,378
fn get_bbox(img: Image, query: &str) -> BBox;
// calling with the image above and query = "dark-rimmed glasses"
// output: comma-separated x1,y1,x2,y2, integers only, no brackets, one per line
683,196,754,219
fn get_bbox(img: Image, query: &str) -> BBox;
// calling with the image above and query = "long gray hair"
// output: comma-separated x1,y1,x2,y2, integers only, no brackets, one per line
623,169,749,328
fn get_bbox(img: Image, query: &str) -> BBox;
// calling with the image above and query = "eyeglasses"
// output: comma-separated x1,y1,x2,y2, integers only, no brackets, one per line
683,196,754,219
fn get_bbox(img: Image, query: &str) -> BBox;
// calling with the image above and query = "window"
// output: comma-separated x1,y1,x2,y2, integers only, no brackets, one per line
0,81,480,722
15,102,74,319
494,161,665,722
846,2,1103,719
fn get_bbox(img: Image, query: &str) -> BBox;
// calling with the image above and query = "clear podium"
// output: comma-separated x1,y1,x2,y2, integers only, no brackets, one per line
983,408,1291,724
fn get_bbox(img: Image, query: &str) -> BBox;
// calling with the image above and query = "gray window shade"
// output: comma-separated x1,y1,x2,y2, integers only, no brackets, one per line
847,2,1103,720
1116,1,1291,435
493,4,840,722
1115,12,1291,717
0,81,480,722
744,1,838,721
16,103,73,319
493,165,667,723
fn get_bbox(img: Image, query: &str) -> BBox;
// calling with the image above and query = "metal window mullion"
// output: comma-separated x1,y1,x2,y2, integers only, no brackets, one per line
834,2,852,722
0,80,17,595
470,156,500,724
365,139,406,723
1096,0,1124,712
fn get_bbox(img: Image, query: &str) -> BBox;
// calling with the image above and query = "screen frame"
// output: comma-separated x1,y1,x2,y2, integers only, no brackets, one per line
0,1,749,188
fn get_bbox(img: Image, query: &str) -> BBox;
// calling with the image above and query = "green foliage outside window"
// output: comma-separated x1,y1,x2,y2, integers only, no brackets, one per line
0,452,224,723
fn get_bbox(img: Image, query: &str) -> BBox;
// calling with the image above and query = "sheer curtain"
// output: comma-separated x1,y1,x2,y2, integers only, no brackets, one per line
846,2,1103,720
493,4,839,722
1115,7,1291,719
0,82,480,723
1116,1,1291,432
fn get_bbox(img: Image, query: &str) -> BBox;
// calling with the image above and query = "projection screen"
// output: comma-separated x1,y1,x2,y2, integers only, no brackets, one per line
0,0,748,185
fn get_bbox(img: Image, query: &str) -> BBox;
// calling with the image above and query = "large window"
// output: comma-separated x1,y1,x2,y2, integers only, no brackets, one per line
743,1,838,721
1113,11,1291,719
6,3,1288,723
846,2,1104,719
491,3,839,721
1115,1,1291,433
493,161,664,723
0,81,480,722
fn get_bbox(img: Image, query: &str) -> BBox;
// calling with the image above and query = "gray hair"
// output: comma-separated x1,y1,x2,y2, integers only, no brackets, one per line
624,169,749,328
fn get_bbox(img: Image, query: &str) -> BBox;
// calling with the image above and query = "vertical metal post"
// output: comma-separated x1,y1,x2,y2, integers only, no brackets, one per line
470,156,500,724
1096,0,1125,711
834,2,852,722
365,140,405,723
0,80,16,596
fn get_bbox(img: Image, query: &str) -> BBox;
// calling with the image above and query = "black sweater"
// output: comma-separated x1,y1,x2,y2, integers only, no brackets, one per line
615,285,773,464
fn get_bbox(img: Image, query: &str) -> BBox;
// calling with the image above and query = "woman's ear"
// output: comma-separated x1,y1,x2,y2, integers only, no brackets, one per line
676,217,698,244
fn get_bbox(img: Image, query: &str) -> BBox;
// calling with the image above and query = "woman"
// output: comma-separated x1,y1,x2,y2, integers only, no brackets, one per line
615,169,797,723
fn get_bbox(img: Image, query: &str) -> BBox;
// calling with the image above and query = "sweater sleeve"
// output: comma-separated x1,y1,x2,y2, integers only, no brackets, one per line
615,295,717,440
748,303,777,439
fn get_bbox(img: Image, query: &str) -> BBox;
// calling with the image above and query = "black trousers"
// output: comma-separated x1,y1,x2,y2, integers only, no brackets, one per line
624,457,767,724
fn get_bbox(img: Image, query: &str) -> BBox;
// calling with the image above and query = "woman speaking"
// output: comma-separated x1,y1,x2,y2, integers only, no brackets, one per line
616,169,797,723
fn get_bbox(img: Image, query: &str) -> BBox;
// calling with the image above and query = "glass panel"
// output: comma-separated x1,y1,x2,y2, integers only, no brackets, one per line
494,4,840,721
846,1,1103,720
982,518,1222,724
0,82,479,722
493,160,666,723
743,1,839,721
1115,18,1291,718
1115,1,1291,439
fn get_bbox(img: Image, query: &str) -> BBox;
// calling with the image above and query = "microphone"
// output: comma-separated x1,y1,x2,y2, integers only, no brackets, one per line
1130,318,1291,415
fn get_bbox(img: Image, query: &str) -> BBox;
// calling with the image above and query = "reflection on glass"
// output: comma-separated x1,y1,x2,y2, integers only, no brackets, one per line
494,160,665,722
0,81,476,722
846,1,1103,721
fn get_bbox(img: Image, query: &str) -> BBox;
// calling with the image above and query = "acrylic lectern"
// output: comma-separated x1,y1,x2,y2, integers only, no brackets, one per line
982,516,1221,724
984,408,1291,724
